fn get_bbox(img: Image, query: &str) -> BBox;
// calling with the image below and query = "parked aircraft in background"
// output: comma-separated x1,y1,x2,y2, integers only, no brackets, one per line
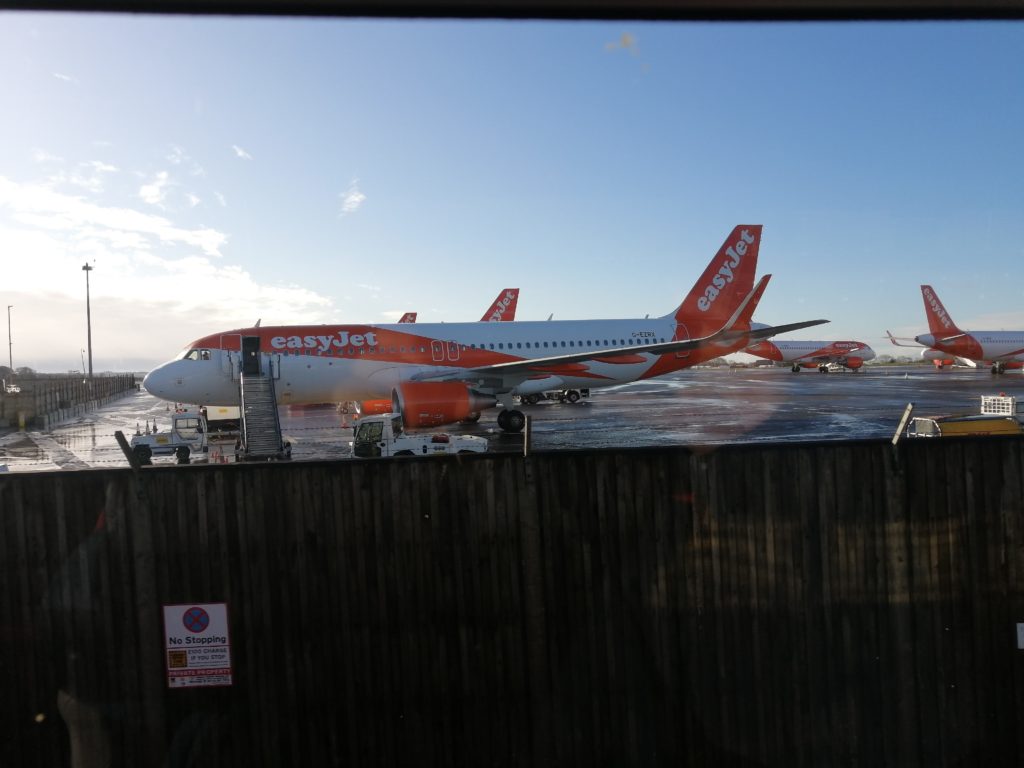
397,289,520,325
744,338,876,372
887,284,1024,373
143,225,827,432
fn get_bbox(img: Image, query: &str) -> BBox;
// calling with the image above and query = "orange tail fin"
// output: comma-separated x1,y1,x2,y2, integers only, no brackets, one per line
920,285,962,336
482,288,519,322
670,225,762,336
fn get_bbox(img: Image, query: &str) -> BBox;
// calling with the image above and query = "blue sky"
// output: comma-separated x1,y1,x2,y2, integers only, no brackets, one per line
1,13,1022,371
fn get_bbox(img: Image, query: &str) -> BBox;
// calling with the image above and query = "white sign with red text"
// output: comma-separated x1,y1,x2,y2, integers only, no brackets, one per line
163,603,233,688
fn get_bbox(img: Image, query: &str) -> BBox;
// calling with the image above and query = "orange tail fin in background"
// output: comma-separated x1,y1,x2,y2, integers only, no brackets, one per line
920,285,962,337
670,225,762,337
482,289,519,322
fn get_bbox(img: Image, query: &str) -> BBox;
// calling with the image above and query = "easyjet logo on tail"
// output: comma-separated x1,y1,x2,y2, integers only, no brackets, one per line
487,290,518,322
922,286,954,331
697,229,757,312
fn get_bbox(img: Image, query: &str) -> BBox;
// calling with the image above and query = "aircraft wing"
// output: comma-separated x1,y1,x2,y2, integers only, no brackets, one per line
412,318,829,382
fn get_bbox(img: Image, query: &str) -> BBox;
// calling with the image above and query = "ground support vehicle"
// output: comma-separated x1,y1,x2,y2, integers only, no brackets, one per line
906,395,1024,438
130,410,208,464
200,404,241,436
351,414,488,457
519,388,590,406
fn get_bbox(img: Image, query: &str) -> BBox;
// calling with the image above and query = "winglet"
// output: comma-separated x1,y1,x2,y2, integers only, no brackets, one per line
920,285,961,336
671,225,762,336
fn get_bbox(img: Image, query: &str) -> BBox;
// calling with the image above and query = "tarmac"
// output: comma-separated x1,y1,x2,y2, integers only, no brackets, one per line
1,364,1021,472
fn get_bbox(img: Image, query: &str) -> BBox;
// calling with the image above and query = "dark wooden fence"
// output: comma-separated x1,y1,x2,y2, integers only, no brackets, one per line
2,437,1024,766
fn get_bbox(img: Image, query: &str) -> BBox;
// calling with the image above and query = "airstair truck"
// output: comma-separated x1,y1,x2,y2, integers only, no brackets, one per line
352,414,488,457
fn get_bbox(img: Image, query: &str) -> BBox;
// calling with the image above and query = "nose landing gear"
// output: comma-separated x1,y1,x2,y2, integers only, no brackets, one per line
497,409,526,433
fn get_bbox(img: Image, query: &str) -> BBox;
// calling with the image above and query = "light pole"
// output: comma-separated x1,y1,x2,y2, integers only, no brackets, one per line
6,305,11,372
82,263,93,380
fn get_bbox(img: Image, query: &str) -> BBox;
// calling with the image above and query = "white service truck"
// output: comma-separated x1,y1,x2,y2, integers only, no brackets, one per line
351,414,488,458
130,411,209,464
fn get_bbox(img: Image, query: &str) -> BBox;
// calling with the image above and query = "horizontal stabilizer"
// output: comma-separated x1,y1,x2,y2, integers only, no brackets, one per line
737,319,830,345
885,330,922,348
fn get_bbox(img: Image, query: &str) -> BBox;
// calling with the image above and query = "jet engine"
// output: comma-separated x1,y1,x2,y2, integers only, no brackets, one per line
392,382,497,428
357,399,393,415
921,349,954,367
844,356,864,369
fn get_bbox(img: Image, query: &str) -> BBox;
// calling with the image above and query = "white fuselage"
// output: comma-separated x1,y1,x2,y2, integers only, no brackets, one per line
142,317,721,407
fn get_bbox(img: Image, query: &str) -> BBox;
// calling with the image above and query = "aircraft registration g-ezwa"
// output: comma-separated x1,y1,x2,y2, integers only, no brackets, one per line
744,338,876,372
397,288,520,324
887,284,1024,374
143,225,828,432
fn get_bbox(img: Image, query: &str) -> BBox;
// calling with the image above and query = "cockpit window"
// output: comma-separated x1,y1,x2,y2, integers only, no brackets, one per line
176,348,212,361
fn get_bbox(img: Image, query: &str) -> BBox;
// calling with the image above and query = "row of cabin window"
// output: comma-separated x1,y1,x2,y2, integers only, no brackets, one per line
276,337,669,357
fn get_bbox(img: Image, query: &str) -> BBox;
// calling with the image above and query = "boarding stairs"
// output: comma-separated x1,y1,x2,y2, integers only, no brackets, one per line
238,368,290,461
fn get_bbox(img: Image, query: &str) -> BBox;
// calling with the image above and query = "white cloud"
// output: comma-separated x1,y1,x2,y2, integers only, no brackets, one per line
31,148,63,163
167,145,206,177
232,144,252,160
340,179,366,215
52,72,76,83
1,176,226,257
167,145,187,164
86,160,118,174
214,191,227,207
186,193,201,208
0,175,337,371
139,171,170,206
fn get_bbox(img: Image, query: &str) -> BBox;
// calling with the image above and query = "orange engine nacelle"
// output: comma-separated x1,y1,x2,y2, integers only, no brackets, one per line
845,356,864,369
358,399,394,416
392,382,497,428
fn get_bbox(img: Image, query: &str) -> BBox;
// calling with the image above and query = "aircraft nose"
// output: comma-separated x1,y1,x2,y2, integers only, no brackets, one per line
143,362,179,401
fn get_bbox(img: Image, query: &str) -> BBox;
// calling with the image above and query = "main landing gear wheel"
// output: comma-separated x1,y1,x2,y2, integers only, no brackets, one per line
818,364,829,373
791,364,800,373
522,394,541,406
565,390,581,403
497,409,526,433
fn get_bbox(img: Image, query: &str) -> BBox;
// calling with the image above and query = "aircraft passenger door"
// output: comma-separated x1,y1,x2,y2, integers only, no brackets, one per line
431,340,445,362
446,341,460,362
242,336,261,375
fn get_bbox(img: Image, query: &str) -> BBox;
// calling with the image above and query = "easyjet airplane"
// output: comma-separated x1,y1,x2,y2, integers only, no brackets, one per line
887,284,1024,374
143,225,827,432
397,289,520,324
744,337,876,372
